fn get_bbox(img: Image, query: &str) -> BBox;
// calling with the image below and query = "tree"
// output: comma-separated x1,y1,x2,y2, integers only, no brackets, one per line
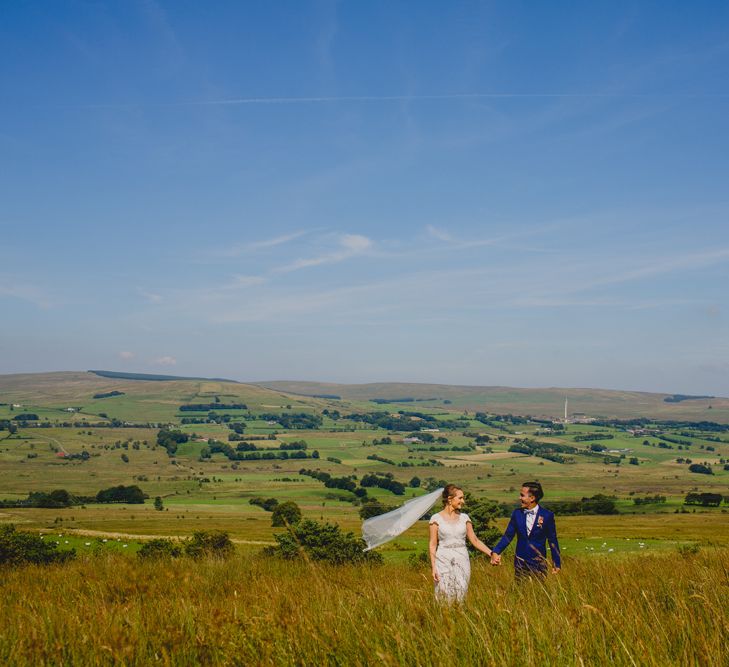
271,501,302,527
0,525,75,565
267,519,382,565
154,496,164,511
462,493,502,548
358,500,395,520
156,428,189,456
138,538,181,559
13,413,39,421
26,489,73,508
409,476,421,488
184,530,234,559
96,485,146,504
684,492,722,507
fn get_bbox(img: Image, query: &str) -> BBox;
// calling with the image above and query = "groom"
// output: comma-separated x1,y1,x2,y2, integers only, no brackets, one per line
491,482,561,578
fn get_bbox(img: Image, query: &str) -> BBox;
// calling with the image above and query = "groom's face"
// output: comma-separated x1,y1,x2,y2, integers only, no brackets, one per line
519,487,537,509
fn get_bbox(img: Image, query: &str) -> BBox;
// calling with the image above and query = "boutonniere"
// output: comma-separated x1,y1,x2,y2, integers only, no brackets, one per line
537,516,544,528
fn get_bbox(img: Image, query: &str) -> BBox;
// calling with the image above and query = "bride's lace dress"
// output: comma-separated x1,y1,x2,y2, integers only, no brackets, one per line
430,512,471,602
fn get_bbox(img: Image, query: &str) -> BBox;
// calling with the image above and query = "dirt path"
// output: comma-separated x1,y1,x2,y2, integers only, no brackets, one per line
63,528,274,545
29,433,70,455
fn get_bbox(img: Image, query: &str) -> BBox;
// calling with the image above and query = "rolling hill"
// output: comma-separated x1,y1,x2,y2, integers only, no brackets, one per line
256,380,729,422
2,372,728,422
0,372,336,423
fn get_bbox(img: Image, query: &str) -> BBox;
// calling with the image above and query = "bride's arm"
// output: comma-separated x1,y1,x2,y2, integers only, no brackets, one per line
429,522,440,583
466,521,493,556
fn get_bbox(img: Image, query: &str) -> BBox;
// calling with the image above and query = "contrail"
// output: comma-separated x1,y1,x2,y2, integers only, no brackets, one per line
182,92,729,106
47,91,729,110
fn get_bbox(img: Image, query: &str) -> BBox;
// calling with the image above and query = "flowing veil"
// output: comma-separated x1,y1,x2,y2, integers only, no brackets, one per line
361,487,443,551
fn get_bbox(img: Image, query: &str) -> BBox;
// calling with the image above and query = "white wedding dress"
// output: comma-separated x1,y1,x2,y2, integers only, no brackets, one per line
430,512,471,602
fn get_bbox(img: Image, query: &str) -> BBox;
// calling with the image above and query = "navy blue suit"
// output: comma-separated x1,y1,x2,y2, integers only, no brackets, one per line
493,506,561,575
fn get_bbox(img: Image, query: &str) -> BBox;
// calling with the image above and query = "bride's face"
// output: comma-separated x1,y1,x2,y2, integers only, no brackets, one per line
448,490,465,510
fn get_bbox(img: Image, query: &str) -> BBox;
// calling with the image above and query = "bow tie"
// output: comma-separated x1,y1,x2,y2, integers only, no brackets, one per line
524,509,536,516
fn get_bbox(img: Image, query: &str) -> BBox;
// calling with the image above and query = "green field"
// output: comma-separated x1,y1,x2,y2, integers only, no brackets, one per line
1,371,728,554
2,371,729,665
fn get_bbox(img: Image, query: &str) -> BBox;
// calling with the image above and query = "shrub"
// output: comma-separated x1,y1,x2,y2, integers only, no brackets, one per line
12,413,39,421
184,531,235,559
271,501,302,527
407,551,429,568
358,500,395,520
684,492,722,507
96,485,146,504
26,489,75,508
462,493,503,548
677,543,700,557
249,497,279,512
138,538,182,560
267,519,382,565
0,525,75,566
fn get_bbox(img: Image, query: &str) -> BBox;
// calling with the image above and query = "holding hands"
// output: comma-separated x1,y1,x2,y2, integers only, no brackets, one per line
490,551,501,566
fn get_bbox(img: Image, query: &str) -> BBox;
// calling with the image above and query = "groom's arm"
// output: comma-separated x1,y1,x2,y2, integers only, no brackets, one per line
546,513,561,570
493,511,517,555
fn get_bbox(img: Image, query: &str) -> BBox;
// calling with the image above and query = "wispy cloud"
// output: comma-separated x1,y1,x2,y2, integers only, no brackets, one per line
153,355,177,366
426,225,453,242
168,92,729,107
139,289,163,304
132,229,729,331
118,351,135,360
54,91,729,113
274,234,373,273
402,221,565,257
0,278,52,309
570,247,729,293
217,231,311,257
227,274,267,288
139,274,266,307
138,0,185,68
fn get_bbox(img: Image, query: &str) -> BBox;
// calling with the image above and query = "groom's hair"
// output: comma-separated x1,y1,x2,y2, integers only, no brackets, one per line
522,482,543,502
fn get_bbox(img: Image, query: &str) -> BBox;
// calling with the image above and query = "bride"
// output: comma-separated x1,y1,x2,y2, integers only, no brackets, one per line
429,484,494,602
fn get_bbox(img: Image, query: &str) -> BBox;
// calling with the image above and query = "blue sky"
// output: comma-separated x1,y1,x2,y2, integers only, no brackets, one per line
1,1,729,395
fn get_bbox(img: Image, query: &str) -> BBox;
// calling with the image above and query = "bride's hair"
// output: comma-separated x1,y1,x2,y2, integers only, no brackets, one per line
441,484,463,507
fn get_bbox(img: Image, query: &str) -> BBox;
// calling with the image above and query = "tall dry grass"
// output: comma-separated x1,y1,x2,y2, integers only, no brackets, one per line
1,549,727,666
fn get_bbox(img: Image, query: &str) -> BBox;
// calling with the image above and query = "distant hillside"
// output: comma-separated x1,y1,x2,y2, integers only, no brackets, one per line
2,372,728,423
256,381,729,422
0,372,336,423
89,370,239,383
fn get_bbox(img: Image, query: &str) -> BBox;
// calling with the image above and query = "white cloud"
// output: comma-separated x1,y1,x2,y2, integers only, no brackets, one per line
139,289,163,304
227,275,267,288
275,234,373,273
153,356,177,366
566,247,729,294
426,225,453,242
218,231,311,257
0,277,52,309
118,351,135,360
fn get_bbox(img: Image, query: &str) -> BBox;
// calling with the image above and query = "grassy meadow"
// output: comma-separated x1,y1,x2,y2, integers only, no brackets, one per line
1,548,727,666
2,371,729,664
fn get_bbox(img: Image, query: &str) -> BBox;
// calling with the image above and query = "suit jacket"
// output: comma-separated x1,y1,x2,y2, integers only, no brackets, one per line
493,506,561,570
